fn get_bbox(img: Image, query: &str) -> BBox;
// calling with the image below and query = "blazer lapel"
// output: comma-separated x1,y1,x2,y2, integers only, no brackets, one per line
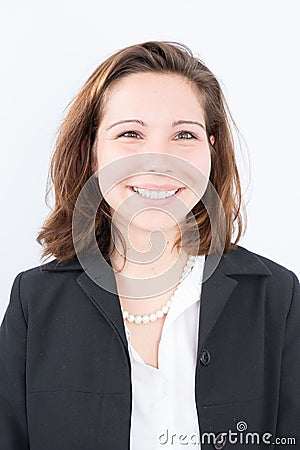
197,246,272,357
197,265,238,356
73,253,238,361
40,254,129,355
76,262,237,360
76,260,129,356
75,258,238,359
41,245,272,363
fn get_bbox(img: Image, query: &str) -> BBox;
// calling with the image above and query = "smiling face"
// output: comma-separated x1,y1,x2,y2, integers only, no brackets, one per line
94,72,213,239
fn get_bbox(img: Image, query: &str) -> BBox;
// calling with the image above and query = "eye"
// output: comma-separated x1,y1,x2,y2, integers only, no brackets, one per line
117,130,197,140
175,131,197,140
118,130,141,139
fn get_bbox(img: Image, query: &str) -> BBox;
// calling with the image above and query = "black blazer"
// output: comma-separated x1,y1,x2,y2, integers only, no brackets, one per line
0,245,299,449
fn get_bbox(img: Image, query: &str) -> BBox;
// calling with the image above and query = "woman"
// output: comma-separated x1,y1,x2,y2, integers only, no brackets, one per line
0,41,299,449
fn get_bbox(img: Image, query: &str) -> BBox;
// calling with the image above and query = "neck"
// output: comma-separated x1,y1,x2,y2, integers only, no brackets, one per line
109,219,184,276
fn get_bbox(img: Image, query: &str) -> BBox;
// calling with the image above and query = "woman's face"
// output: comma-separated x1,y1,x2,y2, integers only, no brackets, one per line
94,72,214,235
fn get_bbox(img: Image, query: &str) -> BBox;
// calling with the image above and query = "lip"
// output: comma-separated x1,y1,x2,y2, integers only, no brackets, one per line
127,185,184,204
128,184,183,191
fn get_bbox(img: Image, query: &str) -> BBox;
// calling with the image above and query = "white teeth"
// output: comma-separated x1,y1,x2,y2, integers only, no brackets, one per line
132,186,179,199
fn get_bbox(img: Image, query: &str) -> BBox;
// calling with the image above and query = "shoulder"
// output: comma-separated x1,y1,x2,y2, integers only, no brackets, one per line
16,245,298,287
17,257,83,281
8,258,85,324
223,244,299,309
228,244,296,275
11,257,83,302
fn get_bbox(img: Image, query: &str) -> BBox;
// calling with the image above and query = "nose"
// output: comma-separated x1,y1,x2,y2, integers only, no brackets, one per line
140,152,174,175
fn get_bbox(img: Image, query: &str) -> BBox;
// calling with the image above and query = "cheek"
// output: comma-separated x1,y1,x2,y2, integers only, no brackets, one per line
99,184,123,214
96,145,115,169
184,147,211,203
186,146,211,180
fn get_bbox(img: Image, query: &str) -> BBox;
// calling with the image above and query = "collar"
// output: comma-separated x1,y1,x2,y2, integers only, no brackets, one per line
40,245,272,277
40,244,272,364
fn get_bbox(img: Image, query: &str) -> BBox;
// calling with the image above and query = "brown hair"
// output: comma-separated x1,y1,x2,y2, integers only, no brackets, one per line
36,40,246,263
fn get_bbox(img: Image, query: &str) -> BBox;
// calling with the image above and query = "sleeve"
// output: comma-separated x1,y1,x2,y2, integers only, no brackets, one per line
0,272,30,449
275,270,300,445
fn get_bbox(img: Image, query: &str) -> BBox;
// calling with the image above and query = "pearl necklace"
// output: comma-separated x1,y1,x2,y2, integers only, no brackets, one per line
121,255,196,325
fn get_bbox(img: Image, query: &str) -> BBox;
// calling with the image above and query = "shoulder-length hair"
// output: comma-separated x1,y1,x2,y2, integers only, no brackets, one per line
37,40,246,263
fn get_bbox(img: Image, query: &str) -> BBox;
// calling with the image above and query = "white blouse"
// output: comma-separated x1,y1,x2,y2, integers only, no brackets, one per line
124,255,205,450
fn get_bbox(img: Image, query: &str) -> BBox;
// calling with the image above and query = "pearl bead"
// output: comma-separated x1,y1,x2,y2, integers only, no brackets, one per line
121,255,196,325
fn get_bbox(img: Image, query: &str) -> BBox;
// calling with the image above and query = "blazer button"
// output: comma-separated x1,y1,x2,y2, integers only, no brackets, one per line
214,432,227,449
200,349,211,365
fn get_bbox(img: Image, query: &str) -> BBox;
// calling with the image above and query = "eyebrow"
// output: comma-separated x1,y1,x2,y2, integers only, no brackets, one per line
106,119,206,131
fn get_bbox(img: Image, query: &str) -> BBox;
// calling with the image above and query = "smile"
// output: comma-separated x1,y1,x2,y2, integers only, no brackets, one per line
130,186,182,200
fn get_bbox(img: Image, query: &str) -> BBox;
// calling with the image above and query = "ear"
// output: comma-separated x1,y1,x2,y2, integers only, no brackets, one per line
209,135,215,146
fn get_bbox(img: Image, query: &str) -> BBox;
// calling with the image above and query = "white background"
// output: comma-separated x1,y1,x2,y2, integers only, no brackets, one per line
1,0,299,320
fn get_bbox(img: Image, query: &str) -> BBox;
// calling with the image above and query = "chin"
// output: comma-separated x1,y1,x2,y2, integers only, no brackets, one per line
130,211,180,233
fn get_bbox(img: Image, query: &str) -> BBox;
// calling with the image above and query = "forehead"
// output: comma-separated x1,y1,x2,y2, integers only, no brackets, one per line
102,72,205,121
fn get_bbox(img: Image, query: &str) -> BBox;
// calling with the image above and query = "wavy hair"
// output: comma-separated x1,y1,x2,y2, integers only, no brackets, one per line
36,40,246,263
